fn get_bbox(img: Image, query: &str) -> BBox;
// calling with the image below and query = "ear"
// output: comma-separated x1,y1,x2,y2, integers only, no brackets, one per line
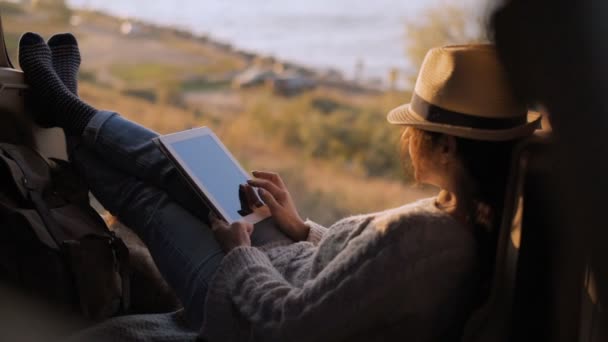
439,135,458,164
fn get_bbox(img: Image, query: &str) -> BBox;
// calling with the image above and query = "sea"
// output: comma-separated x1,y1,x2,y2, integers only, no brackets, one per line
67,0,469,85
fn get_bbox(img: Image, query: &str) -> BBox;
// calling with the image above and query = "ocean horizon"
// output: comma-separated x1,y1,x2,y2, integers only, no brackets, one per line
67,0,451,85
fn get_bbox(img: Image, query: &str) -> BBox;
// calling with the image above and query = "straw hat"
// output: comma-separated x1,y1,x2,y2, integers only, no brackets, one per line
387,44,541,141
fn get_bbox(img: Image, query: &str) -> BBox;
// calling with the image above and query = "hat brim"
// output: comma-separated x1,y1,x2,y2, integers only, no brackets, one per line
387,103,542,141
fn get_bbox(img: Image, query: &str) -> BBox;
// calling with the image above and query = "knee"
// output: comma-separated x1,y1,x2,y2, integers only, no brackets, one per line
112,180,169,227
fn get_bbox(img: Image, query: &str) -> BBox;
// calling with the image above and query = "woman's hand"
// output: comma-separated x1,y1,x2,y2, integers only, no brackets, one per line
247,171,309,241
209,214,253,253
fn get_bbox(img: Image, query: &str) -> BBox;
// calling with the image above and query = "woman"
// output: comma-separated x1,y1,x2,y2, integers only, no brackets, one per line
18,33,540,341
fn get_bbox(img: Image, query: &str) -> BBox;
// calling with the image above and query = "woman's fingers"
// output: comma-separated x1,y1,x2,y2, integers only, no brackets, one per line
208,212,228,231
243,184,263,208
214,221,253,252
232,221,255,235
251,171,285,188
257,188,281,212
247,178,285,201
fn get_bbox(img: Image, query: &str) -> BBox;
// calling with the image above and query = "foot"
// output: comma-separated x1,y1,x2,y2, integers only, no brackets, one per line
19,32,97,136
48,33,81,95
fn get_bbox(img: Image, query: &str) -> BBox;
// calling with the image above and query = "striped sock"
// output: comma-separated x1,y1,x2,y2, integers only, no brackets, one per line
19,32,96,136
48,33,81,95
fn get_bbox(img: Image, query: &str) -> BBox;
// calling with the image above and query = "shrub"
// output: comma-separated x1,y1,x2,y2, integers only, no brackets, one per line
242,90,412,182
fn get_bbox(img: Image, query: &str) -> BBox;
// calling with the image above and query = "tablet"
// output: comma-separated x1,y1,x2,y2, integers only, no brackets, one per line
155,127,271,224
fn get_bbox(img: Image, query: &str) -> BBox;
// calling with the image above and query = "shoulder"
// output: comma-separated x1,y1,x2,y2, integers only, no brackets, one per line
369,198,477,260
328,198,445,231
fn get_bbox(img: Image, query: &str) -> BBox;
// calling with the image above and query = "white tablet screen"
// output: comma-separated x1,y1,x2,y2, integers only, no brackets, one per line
170,135,248,223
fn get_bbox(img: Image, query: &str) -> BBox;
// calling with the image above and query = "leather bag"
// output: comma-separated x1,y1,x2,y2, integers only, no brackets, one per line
0,143,131,320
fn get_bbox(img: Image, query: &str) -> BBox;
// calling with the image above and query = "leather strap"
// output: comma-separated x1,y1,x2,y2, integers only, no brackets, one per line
0,150,29,199
110,233,131,312
28,190,66,245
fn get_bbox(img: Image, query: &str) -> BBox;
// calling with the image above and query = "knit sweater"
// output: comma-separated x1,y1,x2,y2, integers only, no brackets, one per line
66,198,478,342
201,197,478,342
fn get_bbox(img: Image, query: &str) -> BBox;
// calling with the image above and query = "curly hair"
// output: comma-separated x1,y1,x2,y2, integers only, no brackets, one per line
401,127,518,296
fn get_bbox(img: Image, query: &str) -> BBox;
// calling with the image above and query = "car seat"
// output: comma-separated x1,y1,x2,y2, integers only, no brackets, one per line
462,131,606,342
461,133,551,342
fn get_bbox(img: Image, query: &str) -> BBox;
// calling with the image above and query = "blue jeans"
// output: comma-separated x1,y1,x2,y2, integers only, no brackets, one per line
69,111,288,329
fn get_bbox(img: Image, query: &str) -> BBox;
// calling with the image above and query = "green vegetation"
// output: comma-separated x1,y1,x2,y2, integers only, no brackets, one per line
0,2,25,16
110,63,182,85
243,90,407,180
121,88,158,103
34,0,72,25
1,1,483,224
180,78,231,92
404,2,486,83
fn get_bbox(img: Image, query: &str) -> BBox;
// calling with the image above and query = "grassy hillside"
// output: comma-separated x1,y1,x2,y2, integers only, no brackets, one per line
1,1,435,225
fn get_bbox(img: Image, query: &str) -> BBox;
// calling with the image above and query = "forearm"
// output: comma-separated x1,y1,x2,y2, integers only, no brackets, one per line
278,220,311,242
276,219,327,243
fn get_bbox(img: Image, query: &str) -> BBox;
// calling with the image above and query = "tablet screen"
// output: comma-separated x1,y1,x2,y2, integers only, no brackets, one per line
170,134,248,223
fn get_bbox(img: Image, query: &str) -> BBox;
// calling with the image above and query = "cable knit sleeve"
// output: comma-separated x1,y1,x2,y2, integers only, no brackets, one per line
304,219,327,245
212,225,476,342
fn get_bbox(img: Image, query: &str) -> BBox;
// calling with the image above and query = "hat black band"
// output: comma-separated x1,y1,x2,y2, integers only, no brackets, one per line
411,94,528,130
